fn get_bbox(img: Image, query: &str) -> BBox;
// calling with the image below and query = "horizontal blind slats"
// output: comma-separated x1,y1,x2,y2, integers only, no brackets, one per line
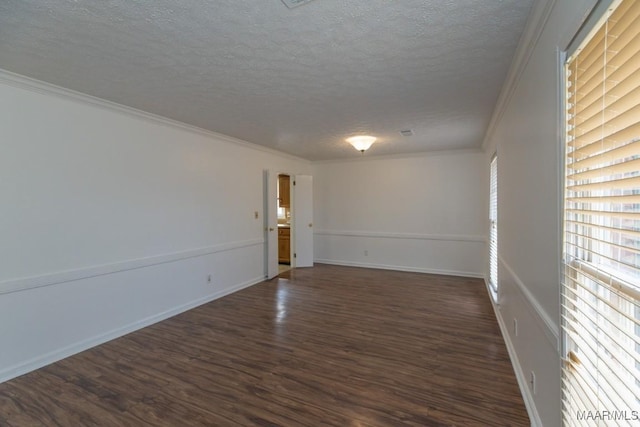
566,220,640,239
560,341,636,410
564,261,640,305
572,83,640,137
568,61,640,125
567,157,640,180
562,295,640,356
566,209,640,222
561,324,640,409
564,285,640,341
606,25,640,70
563,0,640,421
565,230,640,256
564,248,640,287
565,239,637,272
562,374,598,413
561,384,596,426
569,123,640,157
566,193,640,203
566,25,640,125
606,0,638,35
569,103,640,151
561,316,640,384
566,174,640,191
574,30,606,75
488,156,498,294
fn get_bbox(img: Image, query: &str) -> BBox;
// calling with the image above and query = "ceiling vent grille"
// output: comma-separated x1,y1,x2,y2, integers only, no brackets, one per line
400,129,414,137
281,0,316,8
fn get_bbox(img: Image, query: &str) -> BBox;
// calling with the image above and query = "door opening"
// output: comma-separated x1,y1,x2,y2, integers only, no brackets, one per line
264,171,313,278
277,174,292,274
292,175,313,267
263,170,278,279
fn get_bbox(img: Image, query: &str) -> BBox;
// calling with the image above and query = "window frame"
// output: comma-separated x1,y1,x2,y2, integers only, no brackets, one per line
560,0,640,423
489,153,498,302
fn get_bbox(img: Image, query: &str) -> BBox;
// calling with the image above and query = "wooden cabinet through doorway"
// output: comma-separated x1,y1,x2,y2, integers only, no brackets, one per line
278,175,290,208
278,227,290,264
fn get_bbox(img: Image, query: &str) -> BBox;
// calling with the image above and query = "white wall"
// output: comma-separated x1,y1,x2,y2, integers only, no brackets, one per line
483,0,597,425
0,72,309,382
312,151,486,277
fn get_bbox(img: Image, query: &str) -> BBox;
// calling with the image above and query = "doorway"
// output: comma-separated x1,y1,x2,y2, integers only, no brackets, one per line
277,174,292,274
263,171,313,279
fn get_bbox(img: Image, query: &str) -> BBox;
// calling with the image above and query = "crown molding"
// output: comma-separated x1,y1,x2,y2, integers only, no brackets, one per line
0,68,310,164
481,0,558,152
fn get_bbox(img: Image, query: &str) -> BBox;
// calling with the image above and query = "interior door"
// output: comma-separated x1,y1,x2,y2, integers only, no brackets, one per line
263,170,278,279
293,175,313,267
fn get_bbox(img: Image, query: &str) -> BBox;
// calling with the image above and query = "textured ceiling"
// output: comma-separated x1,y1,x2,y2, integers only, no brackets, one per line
0,0,533,160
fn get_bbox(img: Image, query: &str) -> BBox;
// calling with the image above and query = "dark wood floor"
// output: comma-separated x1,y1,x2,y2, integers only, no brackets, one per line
0,264,529,426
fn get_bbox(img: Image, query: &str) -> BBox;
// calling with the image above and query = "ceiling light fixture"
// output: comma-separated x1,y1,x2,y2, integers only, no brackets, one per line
346,135,377,153
281,0,316,8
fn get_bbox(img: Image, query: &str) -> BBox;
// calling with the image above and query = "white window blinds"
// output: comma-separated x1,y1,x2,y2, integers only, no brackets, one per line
562,0,640,424
489,155,498,300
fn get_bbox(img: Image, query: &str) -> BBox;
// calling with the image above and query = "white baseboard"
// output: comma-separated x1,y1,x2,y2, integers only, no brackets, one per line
489,288,543,427
0,275,264,384
315,259,484,279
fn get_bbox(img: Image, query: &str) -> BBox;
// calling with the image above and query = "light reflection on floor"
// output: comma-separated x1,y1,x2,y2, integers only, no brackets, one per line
275,279,288,324
278,264,291,274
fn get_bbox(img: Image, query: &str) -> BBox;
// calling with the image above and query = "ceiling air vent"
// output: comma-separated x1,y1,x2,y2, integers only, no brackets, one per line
281,0,316,8
400,129,414,137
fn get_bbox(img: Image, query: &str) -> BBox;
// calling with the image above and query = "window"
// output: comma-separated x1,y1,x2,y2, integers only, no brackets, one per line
489,154,498,302
562,0,640,424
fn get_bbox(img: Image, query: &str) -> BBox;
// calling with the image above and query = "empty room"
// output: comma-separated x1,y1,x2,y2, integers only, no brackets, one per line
1,0,639,426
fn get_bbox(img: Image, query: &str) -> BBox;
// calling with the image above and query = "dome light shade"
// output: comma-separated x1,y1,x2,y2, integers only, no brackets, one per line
346,135,376,153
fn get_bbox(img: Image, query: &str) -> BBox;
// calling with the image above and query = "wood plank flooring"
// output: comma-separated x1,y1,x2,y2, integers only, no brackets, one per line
0,264,529,426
